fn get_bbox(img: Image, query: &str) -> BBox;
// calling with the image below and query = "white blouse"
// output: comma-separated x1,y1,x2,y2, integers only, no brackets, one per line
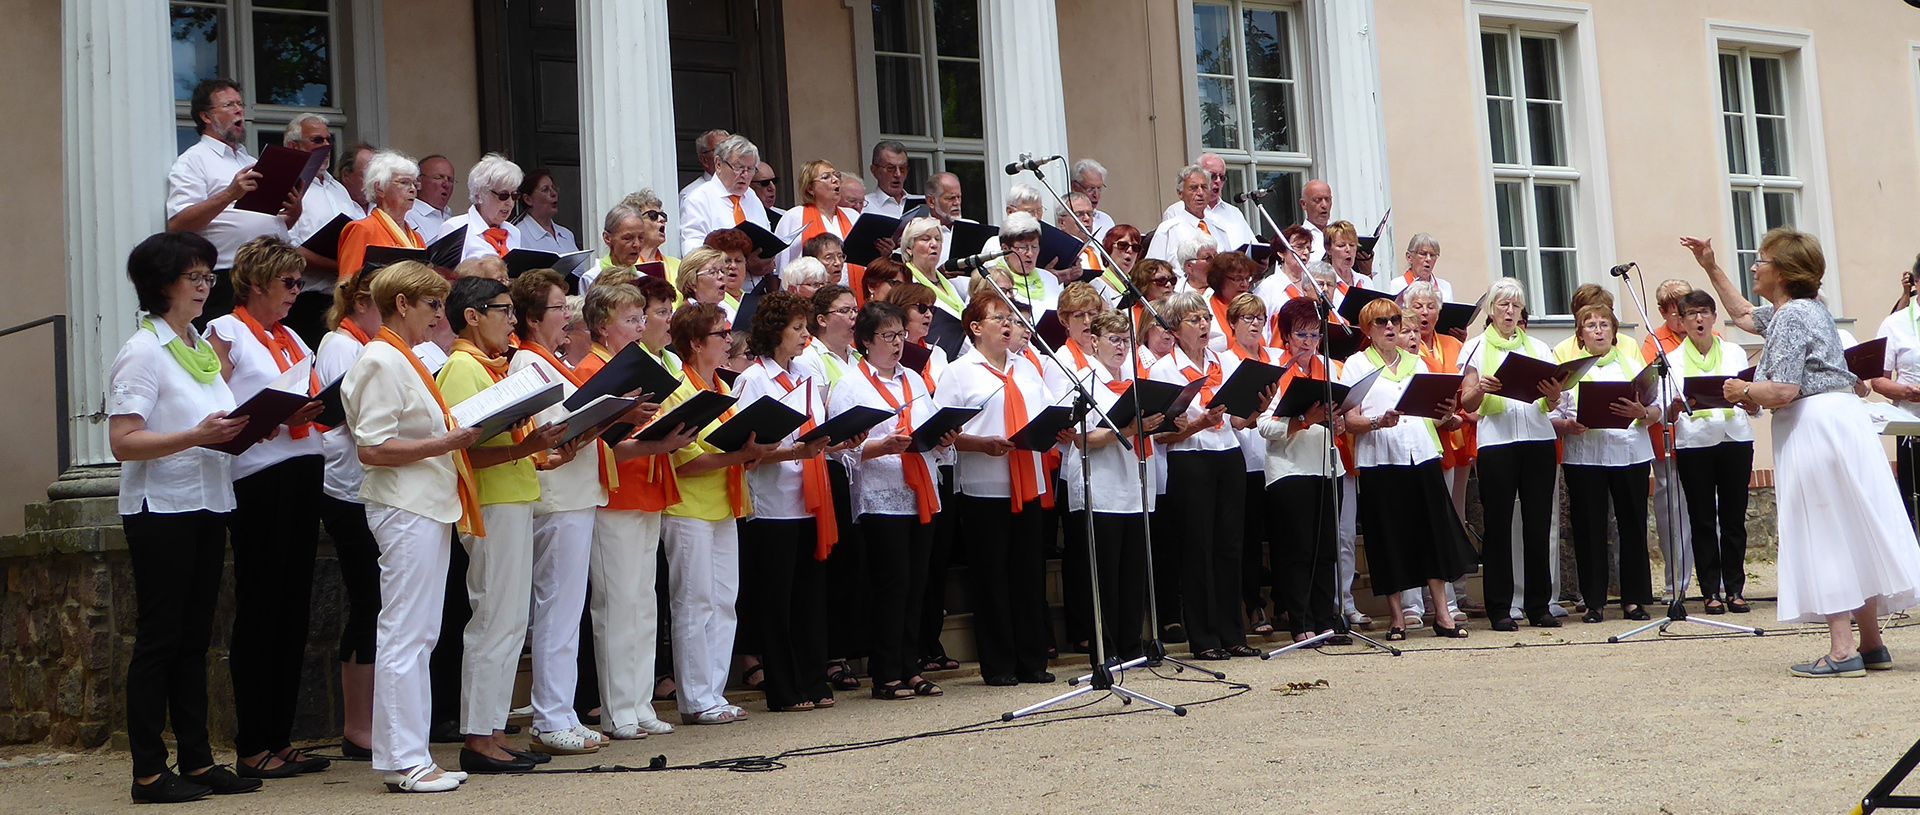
1660,339,1756,449
772,205,860,271
732,356,823,521
1256,397,1347,484
313,330,366,503
1218,349,1275,473
109,320,239,515
830,360,942,519
1877,308,1920,418
205,314,323,479
1338,350,1442,468
1458,330,1559,448
509,349,607,515
1550,354,1655,467
935,349,1055,500
436,211,521,264
1058,364,1156,514
344,340,461,523
1147,345,1239,453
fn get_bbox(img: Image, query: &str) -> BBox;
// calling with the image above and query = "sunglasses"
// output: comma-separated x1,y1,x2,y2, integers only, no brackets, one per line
485,189,515,202
1149,275,1177,286
641,210,668,222
908,303,933,315
1111,241,1138,251
752,177,779,187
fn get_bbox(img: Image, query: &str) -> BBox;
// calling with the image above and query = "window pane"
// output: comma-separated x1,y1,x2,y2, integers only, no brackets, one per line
1194,2,1235,76
1242,8,1291,80
1722,113,1748,175
252,11,333,107
1481,32,1512,98
1763,190,1796,228
944,158,988,223
937,59,982,139
875,55,927,136
1730,189,1758,251
1247,80,1295,152
1717,53,1743,112
1750,56,1785,116
177,125,201,154
1526,101,1565,166
1495,181,1525,247
872,0,920,53
905,156,931,197
1487,98,1518,164
171,4,224,102
1756,116,1789,176
1501,248,1528,282
1533,184,1574,249
1198,76,1240,150
932,0,978,59
1519,37,1561,102
1539,250,1576,314
1255,169,1304,232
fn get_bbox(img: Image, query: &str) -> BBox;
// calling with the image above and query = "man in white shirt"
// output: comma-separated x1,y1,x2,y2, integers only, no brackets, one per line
407,154,456,238
1069,158,1116,241
167,78,301,326
1299,179,1333,261
1144,165,1221,263
865,139,913,217
926,172,966,269
752,161,779,214
677,129,729,214
680,134,770,253
285,115,366,279
1159,154,1254,252
840,176,867,213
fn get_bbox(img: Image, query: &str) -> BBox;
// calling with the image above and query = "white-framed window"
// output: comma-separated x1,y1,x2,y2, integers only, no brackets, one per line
1482,26,1578,315
170,0,344,155
1190,0,1311,229
1718,49,1798,303
863,0,989,223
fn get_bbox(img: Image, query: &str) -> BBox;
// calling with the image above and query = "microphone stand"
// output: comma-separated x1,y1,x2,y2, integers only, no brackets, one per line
1009,159,1223,690
1608,262,1763,642
976,266,1187,721
1254,231,1399,659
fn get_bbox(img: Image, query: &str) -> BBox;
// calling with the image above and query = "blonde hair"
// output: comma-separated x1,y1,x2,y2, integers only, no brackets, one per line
231,236,305,305
678,247,725,301
797,160,837,206
1227,292,1266,324
1056,281,1106,315
593,266,641,290
370,261,450,319
326,264,378,331
583,282,647,342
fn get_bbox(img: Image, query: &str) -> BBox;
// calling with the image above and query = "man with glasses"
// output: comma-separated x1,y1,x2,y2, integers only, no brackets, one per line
287,118,375,339
680,134,771,251
167,78,303,328
407,155,458,238
678,129,731,214
1069,158,1116,242
865,140,914,218
1158,153,1254,256
1144,166,1221,265
752,161,781,219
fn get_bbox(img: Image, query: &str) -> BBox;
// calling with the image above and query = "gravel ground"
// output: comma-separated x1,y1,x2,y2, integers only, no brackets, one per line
6,563,1918,814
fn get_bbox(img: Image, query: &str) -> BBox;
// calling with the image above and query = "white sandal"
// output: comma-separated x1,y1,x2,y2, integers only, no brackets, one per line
681,707,740,726
383,764,461,793
529,727,600,755
570,724,607,747
634,718,675,736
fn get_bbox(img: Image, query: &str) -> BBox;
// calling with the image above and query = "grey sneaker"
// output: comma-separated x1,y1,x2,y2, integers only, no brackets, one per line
1790,653,1867,678
1863,645,1893,671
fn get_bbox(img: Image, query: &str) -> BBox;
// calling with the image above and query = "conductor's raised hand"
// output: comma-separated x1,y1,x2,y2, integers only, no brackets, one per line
1679,236,1716,272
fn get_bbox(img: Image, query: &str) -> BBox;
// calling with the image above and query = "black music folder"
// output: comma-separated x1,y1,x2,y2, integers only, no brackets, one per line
552,395,638,447
1335,287,1396,325
1436,302,1477,335
311,372,347,428
1207,359,1285,418
1488,353,1593,402
1848,337,1888,382
503,248,594,280
900,341,934,375
842,212,902,266
362,244,427,268
201,365,316,455
567,342,681,410
910,406,981,452
1394,372,1464,421
799,405,895,446
633,390,736,441
1273,376,1348,419
1576,381,1639,430
301,214,352,261
1683,376,1738,411
234,144,329,215
736,221,790,260
426,226,467,269
1011,405,1077,451
705,394,809,452
1036,222,1086,271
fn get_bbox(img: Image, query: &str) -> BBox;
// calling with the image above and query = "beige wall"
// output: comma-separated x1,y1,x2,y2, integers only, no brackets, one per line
384,0,483,210
0,0,66,534
783,0,865,185
1056,0,1195,229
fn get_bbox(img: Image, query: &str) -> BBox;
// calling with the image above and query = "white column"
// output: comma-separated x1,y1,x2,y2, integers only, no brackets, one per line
576,0,680,253
62,0,175,468
1303,0,1394,258
977,0,1072,220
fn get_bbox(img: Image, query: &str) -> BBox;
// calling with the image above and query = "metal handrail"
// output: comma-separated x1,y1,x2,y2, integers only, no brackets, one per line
0,315,69,472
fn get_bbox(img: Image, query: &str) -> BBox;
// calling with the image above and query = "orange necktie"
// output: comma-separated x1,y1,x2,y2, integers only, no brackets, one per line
861,361,939,523
482,227,510,257
729,195,746,225
1197,221,1211,236
979,360,1042,512
773,368,838,559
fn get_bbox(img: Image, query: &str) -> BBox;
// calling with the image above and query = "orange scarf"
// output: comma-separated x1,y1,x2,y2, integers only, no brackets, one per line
481,227,511,257
978,357,1042,512
233,305,318,439
375,326,484,536
799,205,850,243
374,208,422,248
1019,347,1060,506
1228,339,1270,364
1064,337,1092,371
1179,347,1224,406
450,338,531,446
520,339,620,493
581,344,680,511
1208,295,1234,340
684,362,748,517
340,318,374,345
861,360,939,523
772,366,838,558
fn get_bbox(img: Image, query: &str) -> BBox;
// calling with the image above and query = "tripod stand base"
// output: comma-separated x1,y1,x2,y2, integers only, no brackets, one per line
1608,602,1766,642
1001,677,1188,721
1067,640,1226,686
1854,734,1920,813
1264,628,1402,658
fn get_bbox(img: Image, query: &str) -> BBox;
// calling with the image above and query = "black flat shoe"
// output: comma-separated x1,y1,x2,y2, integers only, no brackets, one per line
1384,627,1407,642
274,749,331,774
234,756,300,780
131,771,211,804
1491,617,1519,632
1432,623,1468,639
1704,600,1727,615
1193,648,1231,661
182,765,260,795
458,748,535,774
1016,670,1057,684
1162,622,1188,643
503,747,550,765
984,673,1019,687
1528,614,1562,628
1226,645,1262,657
339,739,371,760
1624,605,1652,621
1728,596,1752,614
1583,610,1604,624
429,720,463,744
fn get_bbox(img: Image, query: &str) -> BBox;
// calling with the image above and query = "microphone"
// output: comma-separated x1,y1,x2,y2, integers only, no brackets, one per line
941,248,1013,274
1004,153,1063,175
1609,262,1636,278
1232,189,1271,204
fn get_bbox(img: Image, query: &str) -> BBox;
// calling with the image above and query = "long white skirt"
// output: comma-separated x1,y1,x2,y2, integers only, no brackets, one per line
1773,392,1920,623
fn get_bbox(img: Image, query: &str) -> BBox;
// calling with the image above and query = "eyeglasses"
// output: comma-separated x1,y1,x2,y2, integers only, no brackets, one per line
815,171,841,183
476,303,515,317
1009,244,1040,254
827,307,859,317
1412,250,1440,259
723,160,754,176
704,329,733,340
182,272,215,287
1149,275,1177,286
752,177,778,187
1683,308,1715,318
1224,274,1253,284
486,189,515,202
1077,184,1107,194
304,134,333,146
980,314,1015,325
1288,330,1323,341
274,275,303,292
1182,315,1213,326
875,330,909,343
697,267,727,278
1235,315,1263,327
641,210,667,223
421,298,445,311
1099,334,1132,346
817,252,847,264
389,177,419,189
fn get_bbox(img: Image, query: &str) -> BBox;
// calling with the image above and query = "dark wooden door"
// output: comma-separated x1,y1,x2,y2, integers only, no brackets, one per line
475,0,791,221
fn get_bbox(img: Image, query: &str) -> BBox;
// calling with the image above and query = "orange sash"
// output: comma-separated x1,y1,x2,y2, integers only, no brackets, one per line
375,327,484,536
580,344,680,511
861,360,939,523
450,338,530,447
233,305,319,439
684,363,748,517
520,339,620,493
773,366,838,558
979,359,1042,512
340,318,373,345
1416,334,1476,468
1179,349,1224,406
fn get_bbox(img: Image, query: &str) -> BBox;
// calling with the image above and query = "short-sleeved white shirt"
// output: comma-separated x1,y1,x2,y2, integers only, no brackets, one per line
205,314,324,479
110,320,239,515
935,349,1055,500
1458,330,1559,448
166,135,291,269
313,329,367,503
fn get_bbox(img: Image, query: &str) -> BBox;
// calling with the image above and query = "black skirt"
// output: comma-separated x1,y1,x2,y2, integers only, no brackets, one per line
1356,460,1477,595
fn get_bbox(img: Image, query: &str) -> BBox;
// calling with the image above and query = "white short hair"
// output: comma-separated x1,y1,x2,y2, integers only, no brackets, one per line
1176,231,1219,267
1175,164,1208,187
1307,260,1337,282
715,134,759,167
1000,211,1041,243
900,216,944,252
282,113,329,147
621,188,663,214
1071,158,1107,183
467,153,524,203
1487,276,1527,307
362,149,420,203
1399,280,1441,305
1005,183,1042,212
1406,232,1440,255
602,203,642,236
785,257,830,288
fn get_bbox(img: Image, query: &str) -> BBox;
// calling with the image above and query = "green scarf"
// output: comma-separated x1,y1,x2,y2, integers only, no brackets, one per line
1577,343,1641,382
996,260,1049,308
912,264,965,315
1478,327,1549,416
1363,346,1441,450
1680,336,1732,420
141,317,221,385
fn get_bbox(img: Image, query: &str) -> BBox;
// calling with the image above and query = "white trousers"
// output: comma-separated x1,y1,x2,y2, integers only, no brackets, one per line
530,507,595,732
1336,475,1359,614
365,502,450,773
662,514,740,716
1650,455,1691,597
459,501,535,735
589,508,665,729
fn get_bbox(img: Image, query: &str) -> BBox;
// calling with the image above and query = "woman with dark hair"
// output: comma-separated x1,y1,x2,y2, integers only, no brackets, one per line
794,284,872,691
862,256,906,304
884,281,960,672
803,232,849,288
1218,291,1280,636
202,236,329,780
1203,252,1258,354
514,168,578,253
702,228,754,310
1258,297,1346,642
112,232,257,803
1092,224,1144,306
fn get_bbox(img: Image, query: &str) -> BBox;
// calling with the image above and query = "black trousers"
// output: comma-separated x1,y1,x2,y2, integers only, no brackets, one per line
1477,440,1558,619
575,579,601,717
861,514,935,685
1088,512,1149,660
1150,505,1180,628
916,469,959,662
1564,463,1655,610
431,529,471,727
1267,476,1340,635
1166,450,1248,653
739,519,829,708
1062,501,1091,648
957,495,1050,678
1897,437,1919,528
822,461,868,659
283,290,333,350
125,509,228,778
1676,441,1754,598
1239,471,1270,622
227,455,323,757
319,496,380,664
